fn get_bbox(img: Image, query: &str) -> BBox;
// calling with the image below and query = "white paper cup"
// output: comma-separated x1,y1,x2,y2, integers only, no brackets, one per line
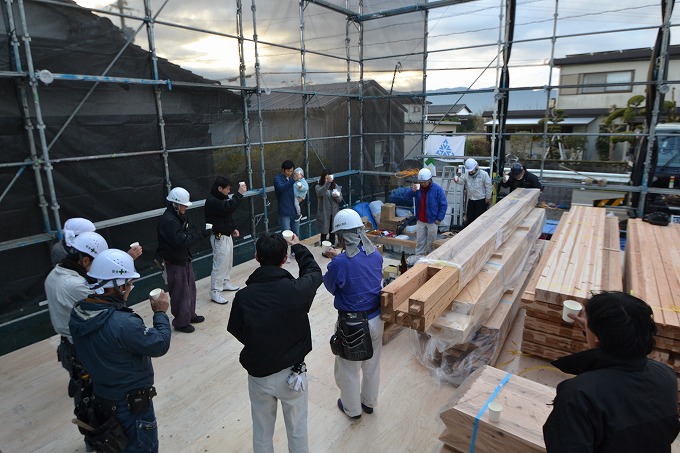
562,300,583,323
321,241,332,248
297,182,303,189
205,223,213,230
149,288,162,301
415,183,420,190
239,181,245,188
129,242,140,248
488,402,502,422
328,174,334,181
282,230,294,240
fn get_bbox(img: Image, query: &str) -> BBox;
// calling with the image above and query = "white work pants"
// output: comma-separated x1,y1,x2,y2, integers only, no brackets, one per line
415,220,438,256
248,368,309,453
210,234,233,291
334,316,384,417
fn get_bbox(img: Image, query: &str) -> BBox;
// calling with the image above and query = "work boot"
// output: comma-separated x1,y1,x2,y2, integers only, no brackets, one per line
211,290,228,305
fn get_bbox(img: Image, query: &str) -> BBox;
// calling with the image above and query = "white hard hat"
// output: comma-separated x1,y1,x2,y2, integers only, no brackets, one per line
417,168,432,181
465,158,478,172
63,218,96,247
167,187,192,207
88,248,140,288
332,209,364,233
71,232,109,257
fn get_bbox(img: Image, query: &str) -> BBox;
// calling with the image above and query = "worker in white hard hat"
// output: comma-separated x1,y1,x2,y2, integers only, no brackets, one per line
453,158,493,227
323,208,384,419
156,187,211,333
406,167,448,255
51,218,97,266
70,249,171,453
45,231,109,451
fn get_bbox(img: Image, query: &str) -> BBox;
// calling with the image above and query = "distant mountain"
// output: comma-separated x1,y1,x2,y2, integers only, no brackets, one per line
422,87,555,114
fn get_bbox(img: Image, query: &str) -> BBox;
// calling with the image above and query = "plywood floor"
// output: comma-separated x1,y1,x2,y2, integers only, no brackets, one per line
2,240,677,452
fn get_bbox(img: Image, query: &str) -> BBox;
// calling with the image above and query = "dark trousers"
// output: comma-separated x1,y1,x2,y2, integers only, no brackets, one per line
321,214,336,244
466,198,488,227
166,262,197,328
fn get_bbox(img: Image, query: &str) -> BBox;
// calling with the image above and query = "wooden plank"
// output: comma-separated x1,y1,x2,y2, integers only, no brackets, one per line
381,262,431,310
408,267,459,315
522,328,588,356
428,188,541,289
439,365,553,453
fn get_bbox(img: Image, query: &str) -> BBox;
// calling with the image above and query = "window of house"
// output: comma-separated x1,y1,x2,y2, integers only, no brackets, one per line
375,141,385,168
581,71,633,94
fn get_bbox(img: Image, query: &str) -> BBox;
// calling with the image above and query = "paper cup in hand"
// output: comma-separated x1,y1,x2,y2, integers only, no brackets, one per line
414,183,420,190
149,288,162,301
129,242,140,248
239,181,246,189
328,174,334,181
321,240,332,250
488,402,502,422
282,230,294,240
205,223,213,230
562,300,582,323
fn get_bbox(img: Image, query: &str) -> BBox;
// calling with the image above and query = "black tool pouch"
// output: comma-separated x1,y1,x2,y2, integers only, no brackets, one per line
74,395,128,453
127,386,157,414
336,313,373,361
329,332,342,356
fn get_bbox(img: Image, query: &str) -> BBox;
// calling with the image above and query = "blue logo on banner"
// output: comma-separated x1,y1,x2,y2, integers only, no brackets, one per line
435,139,453,156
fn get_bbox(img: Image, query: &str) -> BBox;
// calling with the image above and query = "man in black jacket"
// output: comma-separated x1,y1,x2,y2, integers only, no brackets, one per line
501,162,543,192
156,187,210,333
204,176,247,305
543,291,680,452
227,232,322,453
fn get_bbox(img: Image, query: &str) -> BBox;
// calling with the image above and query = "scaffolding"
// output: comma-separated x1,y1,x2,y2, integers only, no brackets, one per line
1,0,678,353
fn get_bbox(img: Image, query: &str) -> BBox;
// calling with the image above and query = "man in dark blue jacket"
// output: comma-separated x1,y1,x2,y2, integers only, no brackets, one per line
227,232,322,453
407,167,448,255
70,249,171,453
274,160,299,237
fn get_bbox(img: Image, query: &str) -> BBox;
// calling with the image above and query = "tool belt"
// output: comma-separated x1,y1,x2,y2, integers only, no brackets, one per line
57,337,90,399
330,310,374,361
74,391,128,453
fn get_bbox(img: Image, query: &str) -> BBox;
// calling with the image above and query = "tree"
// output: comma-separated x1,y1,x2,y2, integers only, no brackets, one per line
538,109,566,159
601,95,645,161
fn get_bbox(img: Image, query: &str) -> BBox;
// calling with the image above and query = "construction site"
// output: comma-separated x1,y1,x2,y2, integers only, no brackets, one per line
2,0,680,452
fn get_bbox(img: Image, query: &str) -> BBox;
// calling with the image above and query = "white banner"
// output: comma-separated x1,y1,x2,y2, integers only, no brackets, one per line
425,135,466,157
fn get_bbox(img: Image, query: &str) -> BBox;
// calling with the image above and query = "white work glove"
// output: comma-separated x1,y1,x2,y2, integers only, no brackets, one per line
287,371,306,392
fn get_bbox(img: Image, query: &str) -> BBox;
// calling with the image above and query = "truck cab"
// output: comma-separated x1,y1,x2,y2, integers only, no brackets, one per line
646,123,680,211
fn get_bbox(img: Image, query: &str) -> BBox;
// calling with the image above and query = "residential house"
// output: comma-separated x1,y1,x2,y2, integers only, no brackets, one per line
554,45,680,160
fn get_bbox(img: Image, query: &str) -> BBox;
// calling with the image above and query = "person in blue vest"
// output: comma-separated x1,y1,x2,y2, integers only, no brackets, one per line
407,168,448,255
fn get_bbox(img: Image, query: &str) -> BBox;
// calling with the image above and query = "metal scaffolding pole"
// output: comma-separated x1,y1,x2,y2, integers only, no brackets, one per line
420,9,428,157
250,0,270,234
540,0,560,179
358,0,365,193
17,0,62,236
299,0,311,237
236,0,258,240
489,0,505,175
3,0,52,236
143,0,172,194
345,2,356,201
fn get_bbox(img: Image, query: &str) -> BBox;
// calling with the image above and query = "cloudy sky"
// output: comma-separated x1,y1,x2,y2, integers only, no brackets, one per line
75,0,678,93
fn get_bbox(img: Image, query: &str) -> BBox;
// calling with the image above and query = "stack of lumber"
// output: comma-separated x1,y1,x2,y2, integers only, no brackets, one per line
624,219,680,399
378,202,407,231
380,188,541,333
416,240,546,386
430,208,545,344
439,365,554,452
521,206,623,361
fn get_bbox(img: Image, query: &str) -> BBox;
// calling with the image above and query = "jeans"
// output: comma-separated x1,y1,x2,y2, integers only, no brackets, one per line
279,215,300,237
116,400,158,453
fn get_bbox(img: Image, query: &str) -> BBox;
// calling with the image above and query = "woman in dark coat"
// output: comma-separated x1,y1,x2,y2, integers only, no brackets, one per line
315,169,344,246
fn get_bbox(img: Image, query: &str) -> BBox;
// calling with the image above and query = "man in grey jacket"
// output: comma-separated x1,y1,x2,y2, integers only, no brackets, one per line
454,158,493,226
